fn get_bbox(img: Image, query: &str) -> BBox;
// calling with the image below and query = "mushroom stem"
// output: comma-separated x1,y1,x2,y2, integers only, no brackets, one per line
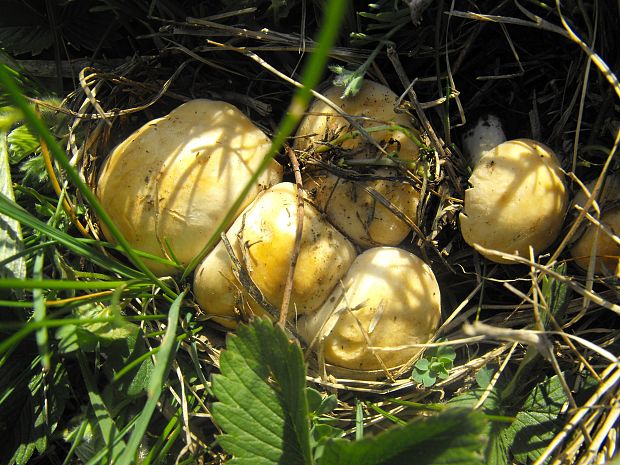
463,114,507,166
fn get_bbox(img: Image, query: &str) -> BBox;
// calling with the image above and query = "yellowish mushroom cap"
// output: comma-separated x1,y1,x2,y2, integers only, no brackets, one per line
297,247,441,375
570,207,620,276
305,168,420,247
294,80,421,162
570,175,620,275
96,99,283,275
459,139,568,263
193,182,357,327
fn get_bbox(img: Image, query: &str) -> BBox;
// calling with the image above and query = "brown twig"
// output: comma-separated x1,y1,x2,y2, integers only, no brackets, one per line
280,145,305,327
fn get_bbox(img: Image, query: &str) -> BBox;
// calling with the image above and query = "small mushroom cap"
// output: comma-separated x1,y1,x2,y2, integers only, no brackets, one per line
297,247,441,375
570,175,620,275
96,99,283,275
305,168,420,247
193,182,357,327
294,80,421,162
570,207,620,276
459,139,568,263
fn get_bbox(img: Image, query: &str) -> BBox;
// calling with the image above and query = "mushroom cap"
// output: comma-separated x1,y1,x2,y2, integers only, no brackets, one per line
294,80,421,162
305,168,420,247
569,207,620,276
459,139,568,263
570,175,620,275
297,247,441,375
96,99,283,275
193,182,357,327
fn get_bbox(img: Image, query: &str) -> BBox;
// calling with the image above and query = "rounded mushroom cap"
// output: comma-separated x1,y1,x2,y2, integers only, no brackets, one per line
305,168,420,248
297,247,441,375
570,175,620,275
294,80,421,162
96,99,283,275
193,182,357,327
459,139,568,263
570,207,620,276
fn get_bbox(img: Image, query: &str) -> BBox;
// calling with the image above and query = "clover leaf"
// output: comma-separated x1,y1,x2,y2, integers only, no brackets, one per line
411,340,456,388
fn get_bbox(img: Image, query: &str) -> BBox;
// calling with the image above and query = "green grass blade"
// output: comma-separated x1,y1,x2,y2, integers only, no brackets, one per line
115,289,187,465
32,252,50,371
0,130,26,284
0,278,145,290
76,351,127,460
0,192,143,279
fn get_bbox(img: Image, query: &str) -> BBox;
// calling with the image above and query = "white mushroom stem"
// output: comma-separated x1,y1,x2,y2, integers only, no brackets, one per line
462,114,507,166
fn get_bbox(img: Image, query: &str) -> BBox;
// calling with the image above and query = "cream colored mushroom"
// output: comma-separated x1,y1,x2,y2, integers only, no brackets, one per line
297,247,441,377
305,168,420,247
193,182,357,328
459,138,568,263
570,175,620,275
294,80,421,162
296,80,423,247
96,99,283,275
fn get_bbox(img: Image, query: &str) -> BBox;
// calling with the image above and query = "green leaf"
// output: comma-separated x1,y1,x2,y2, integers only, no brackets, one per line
504,375,568,464
330,66,365,98
56,303,139,354
7,124,39,163
540,263,571,326
475,367,494,389
448,377,510,465
415,358,430,370
319,408,487,465
307,388,337,417
311,424,342,462
212,319,312,465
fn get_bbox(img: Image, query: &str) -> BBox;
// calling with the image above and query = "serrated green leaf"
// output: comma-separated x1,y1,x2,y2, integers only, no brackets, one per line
504,375,568,464
319,408,487,465
212,319,312,465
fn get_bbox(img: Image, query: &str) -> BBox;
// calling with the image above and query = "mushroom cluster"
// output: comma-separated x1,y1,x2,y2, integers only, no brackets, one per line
98,84,585,382
96,89,442,380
